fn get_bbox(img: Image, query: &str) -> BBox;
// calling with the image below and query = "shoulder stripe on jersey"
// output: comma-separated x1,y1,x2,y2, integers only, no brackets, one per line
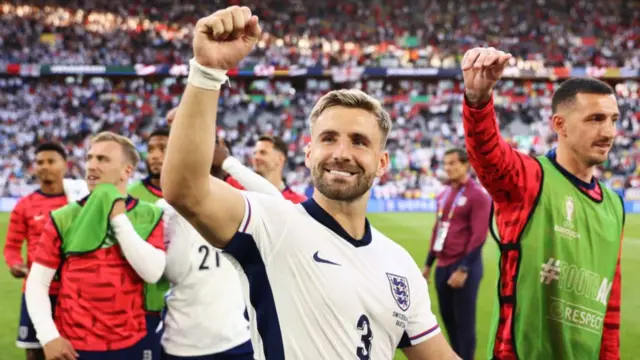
239,195,252,233
410,324,439,341
224,232,284,359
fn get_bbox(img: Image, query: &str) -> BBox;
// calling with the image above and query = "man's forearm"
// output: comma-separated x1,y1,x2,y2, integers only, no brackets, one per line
111,215,166,283
221,156,281,196
162,85,220,210
26,263,59,345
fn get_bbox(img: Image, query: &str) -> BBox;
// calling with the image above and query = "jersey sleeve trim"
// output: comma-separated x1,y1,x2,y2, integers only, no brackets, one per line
238,194,252,234
410,324,441,345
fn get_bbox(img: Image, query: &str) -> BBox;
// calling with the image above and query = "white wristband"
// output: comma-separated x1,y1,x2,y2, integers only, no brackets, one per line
187,58,229,91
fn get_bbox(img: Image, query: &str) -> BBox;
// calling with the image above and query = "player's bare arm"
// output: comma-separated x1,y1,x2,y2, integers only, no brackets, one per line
403,333,461,360
461,47,540,203
162,6,262,248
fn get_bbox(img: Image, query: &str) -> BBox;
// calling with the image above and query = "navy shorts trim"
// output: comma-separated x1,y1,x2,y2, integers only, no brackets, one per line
16,293,58,349
162,340,254,360
76,340,144,360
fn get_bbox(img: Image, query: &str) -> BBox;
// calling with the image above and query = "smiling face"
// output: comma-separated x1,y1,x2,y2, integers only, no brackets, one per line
553,92,619,167
253,140,284,177
305,106,389,202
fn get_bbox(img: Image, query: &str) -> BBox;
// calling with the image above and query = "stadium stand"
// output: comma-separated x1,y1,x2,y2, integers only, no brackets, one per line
0,0,638,205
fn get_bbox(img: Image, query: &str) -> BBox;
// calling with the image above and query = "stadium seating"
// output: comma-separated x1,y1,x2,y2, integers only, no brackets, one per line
0,0,638,199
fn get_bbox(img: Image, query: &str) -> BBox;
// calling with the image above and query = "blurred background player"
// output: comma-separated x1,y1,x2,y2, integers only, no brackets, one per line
162,7,457,358
4,143,68,360
25,132,166,360
129,127,169,203
221,134,306,203
423,147,490,360
127,127,171,360
462,47,624,359
252,135,306,203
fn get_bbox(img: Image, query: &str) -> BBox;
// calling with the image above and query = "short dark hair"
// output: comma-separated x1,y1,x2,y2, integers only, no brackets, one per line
149,127,170,140
444,147,468,163
35,142,67,160
257,135,288,156
551,78,615,113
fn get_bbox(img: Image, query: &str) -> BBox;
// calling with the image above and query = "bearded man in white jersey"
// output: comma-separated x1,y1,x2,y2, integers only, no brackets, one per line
162,6,459,360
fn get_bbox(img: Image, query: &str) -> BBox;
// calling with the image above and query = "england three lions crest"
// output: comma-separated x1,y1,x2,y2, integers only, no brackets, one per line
386,273,411,311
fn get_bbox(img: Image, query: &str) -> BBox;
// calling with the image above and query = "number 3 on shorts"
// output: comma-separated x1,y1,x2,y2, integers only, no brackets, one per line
356,314,373,360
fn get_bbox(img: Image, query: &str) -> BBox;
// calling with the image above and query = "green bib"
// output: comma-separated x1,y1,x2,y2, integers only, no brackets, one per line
487,156,624,360
128,180,163,204
51,183,167,311
127,179,170,312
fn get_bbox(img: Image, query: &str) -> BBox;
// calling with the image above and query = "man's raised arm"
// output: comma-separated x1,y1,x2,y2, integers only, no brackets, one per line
461,47,541,204
162,6,261,247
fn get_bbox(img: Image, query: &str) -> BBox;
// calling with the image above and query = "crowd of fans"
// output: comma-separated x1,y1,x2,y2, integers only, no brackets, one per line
0,76,638,198
1,0,639,68
0,0,639,198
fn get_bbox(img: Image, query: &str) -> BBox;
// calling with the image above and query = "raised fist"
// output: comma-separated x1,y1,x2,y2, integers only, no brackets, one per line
461,47,512,106
193,6,261,70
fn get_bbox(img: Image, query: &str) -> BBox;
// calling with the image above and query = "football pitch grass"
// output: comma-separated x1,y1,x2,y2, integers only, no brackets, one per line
0,212,638,359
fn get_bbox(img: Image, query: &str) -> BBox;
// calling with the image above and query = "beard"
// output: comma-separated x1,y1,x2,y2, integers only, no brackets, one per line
146,162,161,179
311,162,375,202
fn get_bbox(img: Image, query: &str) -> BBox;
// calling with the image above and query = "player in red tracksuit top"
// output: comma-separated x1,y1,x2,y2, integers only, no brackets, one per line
3,143,70,359
461,47,621,360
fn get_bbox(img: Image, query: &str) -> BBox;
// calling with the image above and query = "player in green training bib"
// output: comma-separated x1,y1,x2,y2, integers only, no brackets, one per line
128,127,171,360
25,131,166,359
461,47,625,359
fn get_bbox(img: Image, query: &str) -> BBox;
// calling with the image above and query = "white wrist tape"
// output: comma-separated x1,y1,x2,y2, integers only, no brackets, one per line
187,58,229,91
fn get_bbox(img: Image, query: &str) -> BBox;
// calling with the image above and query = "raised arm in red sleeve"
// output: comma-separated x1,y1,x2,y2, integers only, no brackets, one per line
599,234,622,360
462,96,542,206
4,200,27,268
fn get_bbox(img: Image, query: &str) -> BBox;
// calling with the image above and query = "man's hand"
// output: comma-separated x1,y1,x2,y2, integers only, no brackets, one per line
193,6,261,70
166,107,178,126
461,47,512,107
422,266,431,282
447,269,468,289
9,263,29,278
212,138,230,168
43,337,78,360
110,199,126,219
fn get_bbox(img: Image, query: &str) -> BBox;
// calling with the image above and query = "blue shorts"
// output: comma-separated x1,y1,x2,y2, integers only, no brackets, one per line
162,340,254,360
77,340,143,360
16,293,58,349
139,313,163,360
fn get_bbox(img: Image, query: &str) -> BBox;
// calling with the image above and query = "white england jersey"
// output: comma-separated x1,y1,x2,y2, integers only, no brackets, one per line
224,192,441,360
156,200,251,357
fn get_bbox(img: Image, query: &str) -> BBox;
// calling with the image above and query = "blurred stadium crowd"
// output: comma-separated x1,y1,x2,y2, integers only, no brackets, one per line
0,0,638,199
1,0,639,68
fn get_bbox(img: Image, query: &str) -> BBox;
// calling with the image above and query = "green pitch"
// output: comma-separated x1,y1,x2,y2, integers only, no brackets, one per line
0,212,638,359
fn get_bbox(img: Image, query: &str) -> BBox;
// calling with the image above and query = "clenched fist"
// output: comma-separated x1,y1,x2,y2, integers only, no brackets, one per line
461,47,512,106
193,6,261,70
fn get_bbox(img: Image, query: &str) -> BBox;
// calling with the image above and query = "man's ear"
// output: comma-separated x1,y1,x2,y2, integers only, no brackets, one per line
551,114,567,137
304,143,311,170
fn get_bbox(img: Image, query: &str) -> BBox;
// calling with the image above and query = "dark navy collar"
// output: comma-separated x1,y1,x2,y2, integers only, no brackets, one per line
301,198,372,248
36,189,65,198
143,176,163,196
546,148,596,190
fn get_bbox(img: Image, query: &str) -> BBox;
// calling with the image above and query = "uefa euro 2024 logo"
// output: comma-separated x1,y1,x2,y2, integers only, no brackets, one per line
564,196,575,229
